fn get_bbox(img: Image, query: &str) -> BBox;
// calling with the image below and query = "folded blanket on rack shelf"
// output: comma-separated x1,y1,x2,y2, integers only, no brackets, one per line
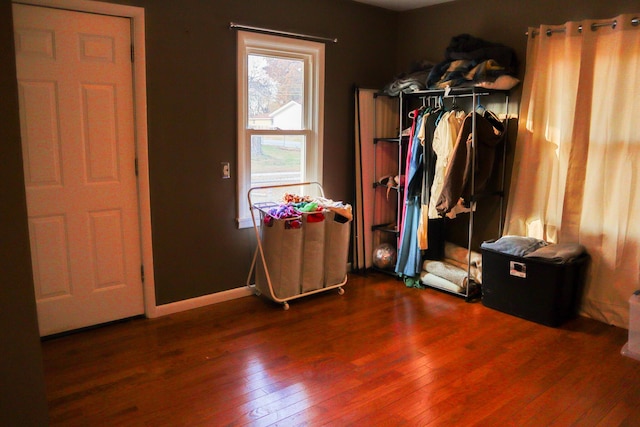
443,241,483,284
423,260,468,288
443,258,482,284
420,272,463,293
445,241,482,266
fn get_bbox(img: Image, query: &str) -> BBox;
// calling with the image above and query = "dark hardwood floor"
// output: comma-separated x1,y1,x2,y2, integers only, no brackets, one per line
42,272,640,426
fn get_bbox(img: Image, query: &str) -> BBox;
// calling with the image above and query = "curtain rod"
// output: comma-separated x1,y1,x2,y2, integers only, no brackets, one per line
229,22,338,44
525,17,639,37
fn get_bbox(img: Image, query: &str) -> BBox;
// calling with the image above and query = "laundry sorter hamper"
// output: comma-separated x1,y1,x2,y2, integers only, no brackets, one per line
246,182,350,309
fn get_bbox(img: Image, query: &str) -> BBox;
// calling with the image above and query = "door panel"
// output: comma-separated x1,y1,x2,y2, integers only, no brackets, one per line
14,4,144,336
29,215,71,299
18,80,62,186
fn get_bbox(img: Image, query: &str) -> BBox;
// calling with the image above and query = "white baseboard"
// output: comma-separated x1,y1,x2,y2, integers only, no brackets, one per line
152,262,352,318
153,286,254,317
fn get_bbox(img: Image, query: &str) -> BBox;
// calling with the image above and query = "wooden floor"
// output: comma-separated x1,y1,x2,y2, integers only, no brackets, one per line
42,272,640,426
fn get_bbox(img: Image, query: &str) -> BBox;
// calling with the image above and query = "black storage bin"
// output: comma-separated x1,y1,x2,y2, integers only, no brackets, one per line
481,247,589,327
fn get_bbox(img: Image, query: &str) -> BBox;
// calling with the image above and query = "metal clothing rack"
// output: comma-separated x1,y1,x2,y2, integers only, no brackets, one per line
400,87,512,301
246,182,347,310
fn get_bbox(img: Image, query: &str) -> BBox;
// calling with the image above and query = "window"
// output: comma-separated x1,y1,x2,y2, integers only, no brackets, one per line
236,31,325,228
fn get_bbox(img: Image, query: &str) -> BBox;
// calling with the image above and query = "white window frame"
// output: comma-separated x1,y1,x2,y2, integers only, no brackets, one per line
236,31,325,229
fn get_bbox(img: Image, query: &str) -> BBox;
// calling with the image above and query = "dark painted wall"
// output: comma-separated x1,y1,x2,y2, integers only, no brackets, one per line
0,0,50,425
397,0,640,78
105,0,399,304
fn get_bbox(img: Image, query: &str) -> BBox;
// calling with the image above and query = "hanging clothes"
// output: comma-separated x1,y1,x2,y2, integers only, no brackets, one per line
418,111,445,259
396,108,442,276
396,108,421,244
396,109,427,277
435,112,503,216
416,110,434,251
429,109,466,219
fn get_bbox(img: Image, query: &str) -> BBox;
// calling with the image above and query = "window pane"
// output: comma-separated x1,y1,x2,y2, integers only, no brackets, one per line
237,31,324,228
250,134,304,193
247,55,304,130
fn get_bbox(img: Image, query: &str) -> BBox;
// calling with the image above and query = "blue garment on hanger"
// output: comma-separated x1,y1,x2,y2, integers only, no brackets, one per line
395,195,422,277
396,111,426,277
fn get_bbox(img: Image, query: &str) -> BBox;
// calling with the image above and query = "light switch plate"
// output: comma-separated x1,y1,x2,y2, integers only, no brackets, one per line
221,162,230,179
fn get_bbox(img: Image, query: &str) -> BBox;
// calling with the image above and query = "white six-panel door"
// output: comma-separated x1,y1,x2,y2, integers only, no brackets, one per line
13,3,145,336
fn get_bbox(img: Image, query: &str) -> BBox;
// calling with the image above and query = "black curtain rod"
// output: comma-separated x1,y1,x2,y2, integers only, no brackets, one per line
526,17,639,37
230,22,338,44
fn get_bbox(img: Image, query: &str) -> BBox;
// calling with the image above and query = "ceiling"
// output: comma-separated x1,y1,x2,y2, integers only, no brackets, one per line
351,0,457,12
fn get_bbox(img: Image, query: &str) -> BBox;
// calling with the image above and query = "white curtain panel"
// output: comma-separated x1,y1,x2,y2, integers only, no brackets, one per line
505,14,640,328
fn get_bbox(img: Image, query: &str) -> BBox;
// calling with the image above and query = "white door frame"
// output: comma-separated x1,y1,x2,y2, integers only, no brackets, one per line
14,0,157,318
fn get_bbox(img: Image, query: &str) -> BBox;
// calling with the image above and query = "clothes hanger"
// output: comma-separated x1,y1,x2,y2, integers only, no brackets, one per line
483,109,505,133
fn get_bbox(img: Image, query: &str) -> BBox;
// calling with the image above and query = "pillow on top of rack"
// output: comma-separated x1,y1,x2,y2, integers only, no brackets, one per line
382,60,435,96
476,74,520,90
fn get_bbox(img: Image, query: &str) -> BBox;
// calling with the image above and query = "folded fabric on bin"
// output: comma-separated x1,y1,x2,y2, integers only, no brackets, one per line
481,235,548,257
423,260,468,288
524,243,587,263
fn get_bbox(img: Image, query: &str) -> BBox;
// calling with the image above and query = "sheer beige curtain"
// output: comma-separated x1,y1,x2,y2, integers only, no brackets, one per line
505,14,640,328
